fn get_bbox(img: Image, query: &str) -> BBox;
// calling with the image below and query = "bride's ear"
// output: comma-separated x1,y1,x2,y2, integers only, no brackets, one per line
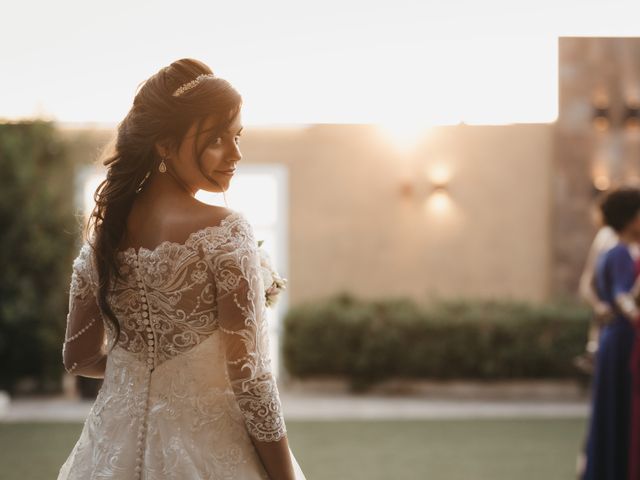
154,139,176,159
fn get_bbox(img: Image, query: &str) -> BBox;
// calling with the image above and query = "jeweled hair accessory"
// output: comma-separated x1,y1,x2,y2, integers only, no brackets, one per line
172,73,215,97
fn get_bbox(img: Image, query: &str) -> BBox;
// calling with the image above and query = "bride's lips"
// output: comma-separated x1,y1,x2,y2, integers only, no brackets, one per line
218,168,236,175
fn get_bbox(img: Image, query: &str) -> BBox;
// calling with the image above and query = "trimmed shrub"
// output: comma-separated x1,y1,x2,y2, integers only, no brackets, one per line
283,293,590,390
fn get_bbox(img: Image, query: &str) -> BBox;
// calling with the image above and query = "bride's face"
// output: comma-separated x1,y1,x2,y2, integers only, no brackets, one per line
174,112,243,193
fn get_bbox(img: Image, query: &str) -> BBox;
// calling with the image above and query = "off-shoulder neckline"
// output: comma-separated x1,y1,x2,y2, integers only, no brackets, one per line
115,210,244,259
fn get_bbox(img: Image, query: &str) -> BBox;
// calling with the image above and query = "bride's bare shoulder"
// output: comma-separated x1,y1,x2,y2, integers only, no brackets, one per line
183,202,239,233
121,197,243,252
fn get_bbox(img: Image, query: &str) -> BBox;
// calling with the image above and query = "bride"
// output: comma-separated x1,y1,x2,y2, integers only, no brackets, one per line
57,58,307,480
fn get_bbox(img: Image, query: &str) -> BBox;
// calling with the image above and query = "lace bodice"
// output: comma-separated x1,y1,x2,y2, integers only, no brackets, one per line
62,210,287,447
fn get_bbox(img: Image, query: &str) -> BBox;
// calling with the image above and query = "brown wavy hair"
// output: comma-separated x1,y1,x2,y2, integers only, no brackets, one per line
84,58,242,348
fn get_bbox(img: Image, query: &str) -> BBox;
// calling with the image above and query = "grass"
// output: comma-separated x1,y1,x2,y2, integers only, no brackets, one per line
0,418,587,480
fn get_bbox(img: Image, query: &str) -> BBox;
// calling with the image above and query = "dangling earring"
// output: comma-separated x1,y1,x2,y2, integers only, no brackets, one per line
159,155,167,173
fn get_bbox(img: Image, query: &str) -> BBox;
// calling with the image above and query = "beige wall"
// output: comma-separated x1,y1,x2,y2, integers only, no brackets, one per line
241,123,554,306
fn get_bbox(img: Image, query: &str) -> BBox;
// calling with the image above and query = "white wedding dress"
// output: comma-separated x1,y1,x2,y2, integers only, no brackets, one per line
57,210,307,480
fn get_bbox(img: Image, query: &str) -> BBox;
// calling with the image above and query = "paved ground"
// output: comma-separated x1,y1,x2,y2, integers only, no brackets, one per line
0,391,590,422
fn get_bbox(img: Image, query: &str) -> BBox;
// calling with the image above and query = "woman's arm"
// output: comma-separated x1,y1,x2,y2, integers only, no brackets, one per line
62,242,108,379
614,292,640,325
64,353,107,379
578,238,613,323
212,219,295,480
610,247,640,325
250,436,296,480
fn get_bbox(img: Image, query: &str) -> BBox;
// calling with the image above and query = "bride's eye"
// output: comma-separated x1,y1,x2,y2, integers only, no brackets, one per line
210,137,222,146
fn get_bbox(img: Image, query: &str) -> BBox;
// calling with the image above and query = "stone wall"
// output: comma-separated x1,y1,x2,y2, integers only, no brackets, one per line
553,37,640,297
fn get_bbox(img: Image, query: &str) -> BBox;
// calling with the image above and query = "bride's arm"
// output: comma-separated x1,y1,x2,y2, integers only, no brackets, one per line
62,242,108,379
213,222,295,480
250,436,295,480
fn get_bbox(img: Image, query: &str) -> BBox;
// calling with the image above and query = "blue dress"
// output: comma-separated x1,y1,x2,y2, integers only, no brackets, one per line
583,242,637,480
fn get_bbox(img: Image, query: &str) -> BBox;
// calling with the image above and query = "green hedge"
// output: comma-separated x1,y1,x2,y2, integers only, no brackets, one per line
282,293,591,390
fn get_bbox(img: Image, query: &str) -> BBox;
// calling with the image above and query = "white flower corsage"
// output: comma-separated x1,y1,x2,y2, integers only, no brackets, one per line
257,240,287,308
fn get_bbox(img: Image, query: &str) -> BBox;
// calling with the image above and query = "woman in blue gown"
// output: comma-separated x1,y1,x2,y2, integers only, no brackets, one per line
583,186,640,480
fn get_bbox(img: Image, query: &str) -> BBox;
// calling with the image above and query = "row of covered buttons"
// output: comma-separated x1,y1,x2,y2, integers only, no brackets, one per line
134,256,155,371
133,254,153,479
134,374,151,478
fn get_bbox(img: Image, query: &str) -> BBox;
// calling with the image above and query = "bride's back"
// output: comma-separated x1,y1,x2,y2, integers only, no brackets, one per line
108,205,242,369
60,206,292,479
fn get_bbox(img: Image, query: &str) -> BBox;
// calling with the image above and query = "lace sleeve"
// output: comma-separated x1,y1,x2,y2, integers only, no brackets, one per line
62,241,107,375
211,216,287,442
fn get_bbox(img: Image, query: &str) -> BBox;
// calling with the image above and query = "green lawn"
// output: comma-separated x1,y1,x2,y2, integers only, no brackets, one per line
0,418,587,480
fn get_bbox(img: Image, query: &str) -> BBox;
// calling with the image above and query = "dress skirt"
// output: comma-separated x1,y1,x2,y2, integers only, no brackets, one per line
583,318,635,480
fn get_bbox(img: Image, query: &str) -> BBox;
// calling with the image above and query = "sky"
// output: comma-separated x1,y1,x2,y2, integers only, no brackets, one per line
2,0,640,127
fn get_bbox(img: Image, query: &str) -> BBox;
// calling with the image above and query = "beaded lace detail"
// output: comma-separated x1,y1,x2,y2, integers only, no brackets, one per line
59,210,290,480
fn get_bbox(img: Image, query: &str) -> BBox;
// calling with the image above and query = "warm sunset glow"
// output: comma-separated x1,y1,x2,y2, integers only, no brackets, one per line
4,1,639,128
376,121,434,153
82,171,104,221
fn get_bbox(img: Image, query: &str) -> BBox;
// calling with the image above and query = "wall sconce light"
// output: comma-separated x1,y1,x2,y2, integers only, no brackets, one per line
399,163,453,214
431,183,448,195
592,103,610,132
624,102,640,130
592,174,611,194
426,184,450,214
